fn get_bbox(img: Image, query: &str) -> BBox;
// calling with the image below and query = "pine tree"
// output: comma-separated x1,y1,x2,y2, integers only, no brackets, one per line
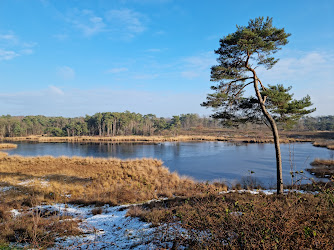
202,17,315,194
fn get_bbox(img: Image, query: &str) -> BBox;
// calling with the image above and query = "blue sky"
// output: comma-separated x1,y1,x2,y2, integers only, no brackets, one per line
0,0,333,117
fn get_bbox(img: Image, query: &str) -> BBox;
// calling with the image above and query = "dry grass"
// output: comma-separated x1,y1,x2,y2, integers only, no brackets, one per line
311,159,334,166
284,131,334,138
0,154,227,248
1,151,333,248
0,154,226,206
313,140,334,150
0,143,17,149
0,152,8,157
231,137,312,143
0,202,81,248
3,135,227,143
307,159,334,178
128,188,334,249
3,134,317,145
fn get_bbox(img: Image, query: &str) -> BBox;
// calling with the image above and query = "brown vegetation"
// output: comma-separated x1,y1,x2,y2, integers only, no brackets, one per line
3,135,228,143
0,143,17,149
1,152,333,248
0,152,8,157
0,154,227,247
0,202,80,248
128,188,334,249
307,158,334,178
3,133,320,144
0,155,223,206
313,140,334,150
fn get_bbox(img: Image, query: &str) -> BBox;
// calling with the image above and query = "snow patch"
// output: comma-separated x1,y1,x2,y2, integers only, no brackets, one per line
17,179,49,187
32,204,158,249
220,189,318,195
10,209,21,217
0,186,13,192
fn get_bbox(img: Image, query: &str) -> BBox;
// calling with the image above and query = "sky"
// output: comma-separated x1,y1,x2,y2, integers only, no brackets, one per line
0,0,333,118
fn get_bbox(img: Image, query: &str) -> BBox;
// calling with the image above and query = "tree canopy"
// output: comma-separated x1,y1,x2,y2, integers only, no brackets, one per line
202,17,315,194
202,17,315,128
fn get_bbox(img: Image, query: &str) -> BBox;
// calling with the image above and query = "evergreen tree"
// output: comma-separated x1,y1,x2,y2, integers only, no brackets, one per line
202,17,315,194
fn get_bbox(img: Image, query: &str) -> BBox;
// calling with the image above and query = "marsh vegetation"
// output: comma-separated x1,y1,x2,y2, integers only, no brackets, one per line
1,152,333,248
127,186,334,249
0,143,17,149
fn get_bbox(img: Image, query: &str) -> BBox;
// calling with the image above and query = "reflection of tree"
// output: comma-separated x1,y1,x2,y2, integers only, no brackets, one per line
172,142,181,158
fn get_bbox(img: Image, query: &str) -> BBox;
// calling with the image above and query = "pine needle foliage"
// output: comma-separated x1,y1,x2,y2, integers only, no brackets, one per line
202,16,314,127
202,16,315,193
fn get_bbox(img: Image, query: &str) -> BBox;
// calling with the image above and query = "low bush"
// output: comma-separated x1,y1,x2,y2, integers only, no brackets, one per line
129,184,334,249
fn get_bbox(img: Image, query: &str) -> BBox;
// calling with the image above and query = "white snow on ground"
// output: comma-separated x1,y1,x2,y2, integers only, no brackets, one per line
0,186,13,192
5,190,320,249
34,203,159,249
220,189,319,195
10,209,21,217
17,179,49,187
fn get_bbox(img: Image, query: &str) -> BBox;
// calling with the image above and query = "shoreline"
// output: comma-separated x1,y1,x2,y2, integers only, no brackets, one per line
3,135,333,151
1,135,315,144
0,143,18,149
1,150,333,248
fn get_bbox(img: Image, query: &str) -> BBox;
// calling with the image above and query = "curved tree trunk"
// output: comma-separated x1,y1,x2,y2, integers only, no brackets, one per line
253,76,283,194
246,55,283,194
272,124,283,194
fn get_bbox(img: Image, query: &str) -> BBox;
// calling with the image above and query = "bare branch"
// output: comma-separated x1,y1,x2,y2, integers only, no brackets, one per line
245,51,251,68
220,77,253,91
221,77,251,95
257,77,267,103
222,81,233,94
257,78,267,91
234,81,254,98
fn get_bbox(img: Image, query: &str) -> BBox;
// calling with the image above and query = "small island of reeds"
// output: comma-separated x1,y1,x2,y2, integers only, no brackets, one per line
0,143,17,149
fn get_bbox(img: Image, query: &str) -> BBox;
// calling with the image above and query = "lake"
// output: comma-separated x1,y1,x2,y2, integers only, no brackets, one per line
4,141,332,187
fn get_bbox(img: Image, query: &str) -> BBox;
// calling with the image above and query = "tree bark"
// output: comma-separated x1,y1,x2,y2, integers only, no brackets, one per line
246,55,283,194
253,76,283,194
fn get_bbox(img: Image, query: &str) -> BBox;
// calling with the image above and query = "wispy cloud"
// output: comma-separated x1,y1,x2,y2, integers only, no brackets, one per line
57,66,75,80
53,33,69,41
121,0,172,4
106,67,129,74
257,50,334,116
133,73,158,80
0,33,18,44
0,32,36,61
154,30,166,36
145,48,162,52
0,49,19,61
68,9,106,36
180,52,215,80
206,34,220,40
181,71,200,79
49,85,64,95
66,8,147,40
105,8,147,39
20,49,34,55
0,87,209,117
257,51,334,91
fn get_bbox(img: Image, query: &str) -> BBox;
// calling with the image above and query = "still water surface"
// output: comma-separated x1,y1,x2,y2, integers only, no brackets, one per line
5,142,332,187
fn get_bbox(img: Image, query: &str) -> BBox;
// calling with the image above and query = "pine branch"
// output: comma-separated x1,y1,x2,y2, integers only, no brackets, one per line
234,81,254,98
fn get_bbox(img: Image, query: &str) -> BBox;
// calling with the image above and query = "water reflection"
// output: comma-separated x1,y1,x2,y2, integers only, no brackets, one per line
6,141,331,187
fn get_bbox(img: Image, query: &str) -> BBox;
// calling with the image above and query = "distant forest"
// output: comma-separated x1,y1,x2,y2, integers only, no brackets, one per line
0,112,333,137
0,112,219,137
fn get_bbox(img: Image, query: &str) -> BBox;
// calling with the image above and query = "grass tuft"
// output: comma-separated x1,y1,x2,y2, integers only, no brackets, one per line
0,144,17,149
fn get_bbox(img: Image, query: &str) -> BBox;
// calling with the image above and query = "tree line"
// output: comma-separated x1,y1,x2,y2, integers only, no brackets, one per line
298,116,334,131
0,112,221,137
0,112,332,138
0,111,334,137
